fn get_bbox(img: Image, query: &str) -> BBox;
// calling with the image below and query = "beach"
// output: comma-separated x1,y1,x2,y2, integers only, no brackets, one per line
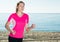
0,30,60,42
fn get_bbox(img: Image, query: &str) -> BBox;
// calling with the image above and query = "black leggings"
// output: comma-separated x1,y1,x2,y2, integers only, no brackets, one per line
8,36,23,42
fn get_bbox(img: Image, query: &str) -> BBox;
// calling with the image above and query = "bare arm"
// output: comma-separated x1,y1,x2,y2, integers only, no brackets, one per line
25,23,35,32
5,21,15,35
5,21,12,32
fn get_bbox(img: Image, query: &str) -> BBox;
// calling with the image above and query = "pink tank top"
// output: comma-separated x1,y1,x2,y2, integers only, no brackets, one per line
7,13,29,38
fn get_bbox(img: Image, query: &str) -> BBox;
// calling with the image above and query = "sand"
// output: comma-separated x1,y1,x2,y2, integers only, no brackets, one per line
0,30,60,42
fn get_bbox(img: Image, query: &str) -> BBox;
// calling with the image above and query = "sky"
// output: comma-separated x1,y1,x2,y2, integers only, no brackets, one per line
0,0,60,13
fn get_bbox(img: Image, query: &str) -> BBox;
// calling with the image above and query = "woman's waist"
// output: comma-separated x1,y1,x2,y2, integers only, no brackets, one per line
9,34,24,38
9,31,24,37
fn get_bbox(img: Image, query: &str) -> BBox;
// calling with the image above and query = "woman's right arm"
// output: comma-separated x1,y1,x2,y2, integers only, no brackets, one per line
5,21,13,33
5,21,15,35
5,14,16,35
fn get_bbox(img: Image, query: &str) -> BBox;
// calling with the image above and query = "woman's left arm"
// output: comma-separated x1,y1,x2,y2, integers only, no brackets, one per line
25,23,35,32
25,14,35,32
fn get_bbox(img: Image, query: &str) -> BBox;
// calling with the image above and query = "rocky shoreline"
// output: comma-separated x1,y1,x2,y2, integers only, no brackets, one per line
0,31,60,42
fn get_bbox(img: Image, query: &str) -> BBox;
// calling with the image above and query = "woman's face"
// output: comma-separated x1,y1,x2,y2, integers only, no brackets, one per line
17,3,24,12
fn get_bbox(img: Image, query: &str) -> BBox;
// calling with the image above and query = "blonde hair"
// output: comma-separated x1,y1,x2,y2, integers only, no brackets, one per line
16,1,25,12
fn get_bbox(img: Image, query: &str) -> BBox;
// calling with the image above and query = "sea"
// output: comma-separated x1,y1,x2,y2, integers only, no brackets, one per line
0,13,60,32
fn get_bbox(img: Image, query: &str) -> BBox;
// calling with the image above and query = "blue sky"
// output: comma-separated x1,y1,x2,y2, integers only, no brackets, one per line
0,0,60,13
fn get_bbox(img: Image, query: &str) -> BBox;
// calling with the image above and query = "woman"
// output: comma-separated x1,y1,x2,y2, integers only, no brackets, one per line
5,1,35,42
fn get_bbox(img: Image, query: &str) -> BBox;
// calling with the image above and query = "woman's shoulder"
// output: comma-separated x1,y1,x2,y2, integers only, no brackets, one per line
10,13,16,16
23,13,29,16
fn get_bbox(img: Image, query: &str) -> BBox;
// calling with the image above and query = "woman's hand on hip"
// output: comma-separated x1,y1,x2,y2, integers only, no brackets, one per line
11,30,16,35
